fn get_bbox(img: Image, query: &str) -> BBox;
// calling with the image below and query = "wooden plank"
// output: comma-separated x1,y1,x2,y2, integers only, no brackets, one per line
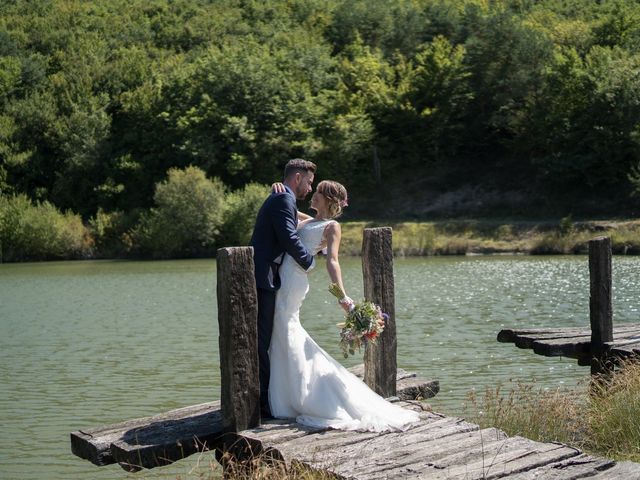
238,419,324,445
326,428,508,479
255,415,480,470
362,227,397,398
609,343,640,357
498,324,640,361
396,376,440,400
216,247,260,432
530,337,592,358
70,401,220,467
500,453,614,479
588,461,640,479
347,364,439,400
498,324,640,346
424,437,581,479
110,406,224,471
607,337,640,349
348,364,413,381
218,401,435,466
498,328,591,343
613,329,640,340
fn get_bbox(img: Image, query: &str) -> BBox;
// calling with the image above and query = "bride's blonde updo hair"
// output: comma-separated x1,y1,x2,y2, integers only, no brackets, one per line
317,180,348,219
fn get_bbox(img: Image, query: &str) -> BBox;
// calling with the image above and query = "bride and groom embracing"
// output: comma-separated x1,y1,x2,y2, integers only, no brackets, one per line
249,159,419,432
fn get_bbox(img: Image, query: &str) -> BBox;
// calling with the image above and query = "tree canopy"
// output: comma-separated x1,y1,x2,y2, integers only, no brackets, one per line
1,0,639,222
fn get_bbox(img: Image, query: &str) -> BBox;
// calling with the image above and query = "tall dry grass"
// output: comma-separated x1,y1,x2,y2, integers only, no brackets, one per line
465,381,586,448
588,361,640,461
465,360,640,463
206,450,337,480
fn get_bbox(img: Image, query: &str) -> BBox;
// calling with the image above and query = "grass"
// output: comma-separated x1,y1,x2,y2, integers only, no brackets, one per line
338,218,640,256
180,440,338,480
464,359,640,463
212,454,336,480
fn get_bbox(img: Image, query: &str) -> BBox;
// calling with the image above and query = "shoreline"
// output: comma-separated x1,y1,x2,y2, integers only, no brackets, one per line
1,218,639,263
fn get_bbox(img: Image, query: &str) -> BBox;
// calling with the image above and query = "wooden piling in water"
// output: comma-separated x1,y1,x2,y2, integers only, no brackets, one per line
362,227,397,398
216,247,260,432
589,236,613,377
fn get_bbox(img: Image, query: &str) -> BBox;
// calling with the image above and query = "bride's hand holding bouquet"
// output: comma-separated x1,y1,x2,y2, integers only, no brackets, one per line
329,283,388,358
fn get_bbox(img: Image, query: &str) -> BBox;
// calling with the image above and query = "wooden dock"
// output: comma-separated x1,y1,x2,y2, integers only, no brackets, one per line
498,237,640,373
498,324,640,366
228,402,640,479
70,364,438,470
72,399,640,478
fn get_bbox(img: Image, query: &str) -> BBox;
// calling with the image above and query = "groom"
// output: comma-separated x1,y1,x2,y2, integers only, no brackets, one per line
250,158,317,418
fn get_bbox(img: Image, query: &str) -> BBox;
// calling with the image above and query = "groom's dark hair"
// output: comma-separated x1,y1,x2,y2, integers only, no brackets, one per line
284,158,316,179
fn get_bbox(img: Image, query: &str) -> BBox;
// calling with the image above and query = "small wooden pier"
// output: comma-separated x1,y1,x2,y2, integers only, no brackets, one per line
71,231,640,477
71,398,640,478
227,405,640,479
499,237,640,375
70,364,438,471
498,324,640,366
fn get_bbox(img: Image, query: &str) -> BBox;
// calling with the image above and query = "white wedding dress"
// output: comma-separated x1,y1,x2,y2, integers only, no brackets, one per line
268,219,420,432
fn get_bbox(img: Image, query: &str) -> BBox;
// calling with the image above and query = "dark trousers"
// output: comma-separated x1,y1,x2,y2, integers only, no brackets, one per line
257,287,276,413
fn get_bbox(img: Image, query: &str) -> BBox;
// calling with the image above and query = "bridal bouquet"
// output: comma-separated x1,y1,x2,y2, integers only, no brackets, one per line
328,283,388,358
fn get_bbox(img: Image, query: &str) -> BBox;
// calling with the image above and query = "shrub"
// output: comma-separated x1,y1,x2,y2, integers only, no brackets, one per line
394,223,437,255
220,183,270,247
495,224,514,240
0,194,91,261
610,225,640,254
89,209,140,258
559,215,575,236
130,166,226,258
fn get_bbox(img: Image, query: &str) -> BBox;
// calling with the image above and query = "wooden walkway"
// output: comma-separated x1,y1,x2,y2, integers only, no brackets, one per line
231,401,640,479
72,399,640,478
70,365,438,470
498,323,640,366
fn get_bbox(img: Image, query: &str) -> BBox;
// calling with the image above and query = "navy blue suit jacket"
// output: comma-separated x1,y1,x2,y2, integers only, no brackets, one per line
250,186,315,291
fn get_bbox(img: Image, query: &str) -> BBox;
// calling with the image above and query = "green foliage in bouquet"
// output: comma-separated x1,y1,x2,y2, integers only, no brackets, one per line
329,283,387,358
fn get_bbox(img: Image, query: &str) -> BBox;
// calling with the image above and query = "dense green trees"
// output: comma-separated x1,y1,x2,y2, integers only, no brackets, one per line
1,0,639,260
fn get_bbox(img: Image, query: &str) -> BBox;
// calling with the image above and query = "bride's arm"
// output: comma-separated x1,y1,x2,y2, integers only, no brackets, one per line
324,222,353,312
297,211,312,222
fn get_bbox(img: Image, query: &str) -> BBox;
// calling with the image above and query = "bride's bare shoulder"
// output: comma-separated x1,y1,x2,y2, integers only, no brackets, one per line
323,220,341,235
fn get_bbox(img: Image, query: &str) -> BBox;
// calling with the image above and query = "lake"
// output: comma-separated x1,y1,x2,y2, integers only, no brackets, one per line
1,255,638,479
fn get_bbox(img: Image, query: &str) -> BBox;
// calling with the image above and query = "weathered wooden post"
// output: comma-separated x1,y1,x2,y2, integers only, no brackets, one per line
589,237,613,378
217,247,260,432
362,227,397,398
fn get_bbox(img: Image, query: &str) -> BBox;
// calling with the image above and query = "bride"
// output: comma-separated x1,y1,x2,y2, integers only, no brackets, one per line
268,180,420,432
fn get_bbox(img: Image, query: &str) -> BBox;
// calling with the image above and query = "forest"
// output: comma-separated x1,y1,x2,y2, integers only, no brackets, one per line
1,0,640,260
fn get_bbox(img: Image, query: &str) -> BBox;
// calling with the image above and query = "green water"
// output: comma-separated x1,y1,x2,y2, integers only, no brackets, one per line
1,256,639,479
